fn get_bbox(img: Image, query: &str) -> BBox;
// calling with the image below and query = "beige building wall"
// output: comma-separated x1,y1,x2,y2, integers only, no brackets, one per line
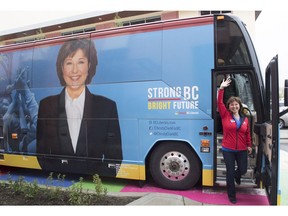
178,11,256,40
178,11,200,18
232,11,256,40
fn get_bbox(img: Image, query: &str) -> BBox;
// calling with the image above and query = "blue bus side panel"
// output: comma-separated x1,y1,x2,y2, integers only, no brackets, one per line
0,22,214,172
95,31,162,83
162,24,214,115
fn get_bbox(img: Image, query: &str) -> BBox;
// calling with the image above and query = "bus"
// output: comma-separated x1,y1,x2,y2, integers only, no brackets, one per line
0,14,285,205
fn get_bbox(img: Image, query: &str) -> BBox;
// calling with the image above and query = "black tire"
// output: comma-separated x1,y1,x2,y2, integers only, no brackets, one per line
149,142,201,190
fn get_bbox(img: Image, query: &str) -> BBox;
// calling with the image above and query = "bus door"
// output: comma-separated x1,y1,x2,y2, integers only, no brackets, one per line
261,55,280,205
213,70,257,186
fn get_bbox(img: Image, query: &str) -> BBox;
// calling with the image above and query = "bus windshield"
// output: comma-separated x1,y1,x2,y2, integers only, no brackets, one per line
216,16,252,66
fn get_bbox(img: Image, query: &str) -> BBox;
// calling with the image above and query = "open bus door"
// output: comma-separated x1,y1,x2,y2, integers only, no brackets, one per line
261,55,280,205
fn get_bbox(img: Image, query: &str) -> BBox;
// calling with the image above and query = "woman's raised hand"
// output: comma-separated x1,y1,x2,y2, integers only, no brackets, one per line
220,77,231,89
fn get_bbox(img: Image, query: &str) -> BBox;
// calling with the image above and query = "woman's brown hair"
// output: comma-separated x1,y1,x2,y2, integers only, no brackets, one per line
226,96,243,111
56,38,97,86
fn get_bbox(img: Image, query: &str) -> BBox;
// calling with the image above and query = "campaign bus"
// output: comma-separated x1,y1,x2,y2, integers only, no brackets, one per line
0,14,285,205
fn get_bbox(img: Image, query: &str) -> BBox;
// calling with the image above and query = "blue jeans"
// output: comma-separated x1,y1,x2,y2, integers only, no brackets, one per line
222,150,248,198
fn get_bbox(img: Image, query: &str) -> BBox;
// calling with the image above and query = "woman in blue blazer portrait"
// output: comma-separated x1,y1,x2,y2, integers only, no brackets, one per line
36,38,123,176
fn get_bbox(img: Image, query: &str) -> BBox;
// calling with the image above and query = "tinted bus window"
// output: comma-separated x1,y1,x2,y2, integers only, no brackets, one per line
216,17,251,66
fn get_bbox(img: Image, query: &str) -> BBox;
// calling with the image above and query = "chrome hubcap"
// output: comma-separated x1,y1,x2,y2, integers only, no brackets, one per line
159,151,190,181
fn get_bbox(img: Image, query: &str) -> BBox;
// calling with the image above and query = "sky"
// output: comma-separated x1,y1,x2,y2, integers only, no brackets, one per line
254,9,288,89
0,0,287,88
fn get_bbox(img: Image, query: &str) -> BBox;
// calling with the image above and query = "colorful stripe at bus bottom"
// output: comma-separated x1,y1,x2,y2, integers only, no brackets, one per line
0,154,146,180
0,154,214,186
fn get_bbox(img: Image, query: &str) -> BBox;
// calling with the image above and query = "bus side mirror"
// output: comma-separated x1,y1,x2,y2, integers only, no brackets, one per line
285,80,288,106
241,107,251,117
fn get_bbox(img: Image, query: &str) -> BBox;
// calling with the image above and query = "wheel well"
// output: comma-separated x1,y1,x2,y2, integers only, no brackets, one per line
145,140,203,179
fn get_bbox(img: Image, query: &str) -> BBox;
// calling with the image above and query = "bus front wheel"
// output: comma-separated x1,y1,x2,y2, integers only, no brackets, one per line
149,142,201,190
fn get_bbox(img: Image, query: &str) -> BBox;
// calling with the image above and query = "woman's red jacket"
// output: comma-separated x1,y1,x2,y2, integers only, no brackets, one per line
217,89,252,150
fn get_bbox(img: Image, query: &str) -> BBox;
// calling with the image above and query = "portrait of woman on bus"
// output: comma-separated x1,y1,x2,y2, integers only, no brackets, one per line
36,38,123,175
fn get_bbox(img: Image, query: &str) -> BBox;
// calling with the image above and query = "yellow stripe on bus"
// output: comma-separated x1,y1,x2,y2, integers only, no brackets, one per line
202,169,214,186
0,154,41,169
0,155,146,181
116,163,146,180
278,194,281,205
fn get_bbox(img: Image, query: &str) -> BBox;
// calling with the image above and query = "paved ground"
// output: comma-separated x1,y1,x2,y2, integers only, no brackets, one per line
123,185,268,206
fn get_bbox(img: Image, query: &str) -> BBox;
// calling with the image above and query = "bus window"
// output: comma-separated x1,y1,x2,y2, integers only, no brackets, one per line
216,73,255,121
216,16,252,66
217,73,254,110
233,74,254,110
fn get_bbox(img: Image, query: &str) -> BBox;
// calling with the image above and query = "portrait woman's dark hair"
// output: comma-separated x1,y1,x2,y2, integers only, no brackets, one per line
56,38,97,86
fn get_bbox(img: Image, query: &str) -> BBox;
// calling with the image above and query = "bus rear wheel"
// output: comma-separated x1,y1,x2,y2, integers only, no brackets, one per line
149,142,201,190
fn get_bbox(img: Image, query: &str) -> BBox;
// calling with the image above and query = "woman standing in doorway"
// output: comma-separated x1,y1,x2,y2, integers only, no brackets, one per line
218,77,252,204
